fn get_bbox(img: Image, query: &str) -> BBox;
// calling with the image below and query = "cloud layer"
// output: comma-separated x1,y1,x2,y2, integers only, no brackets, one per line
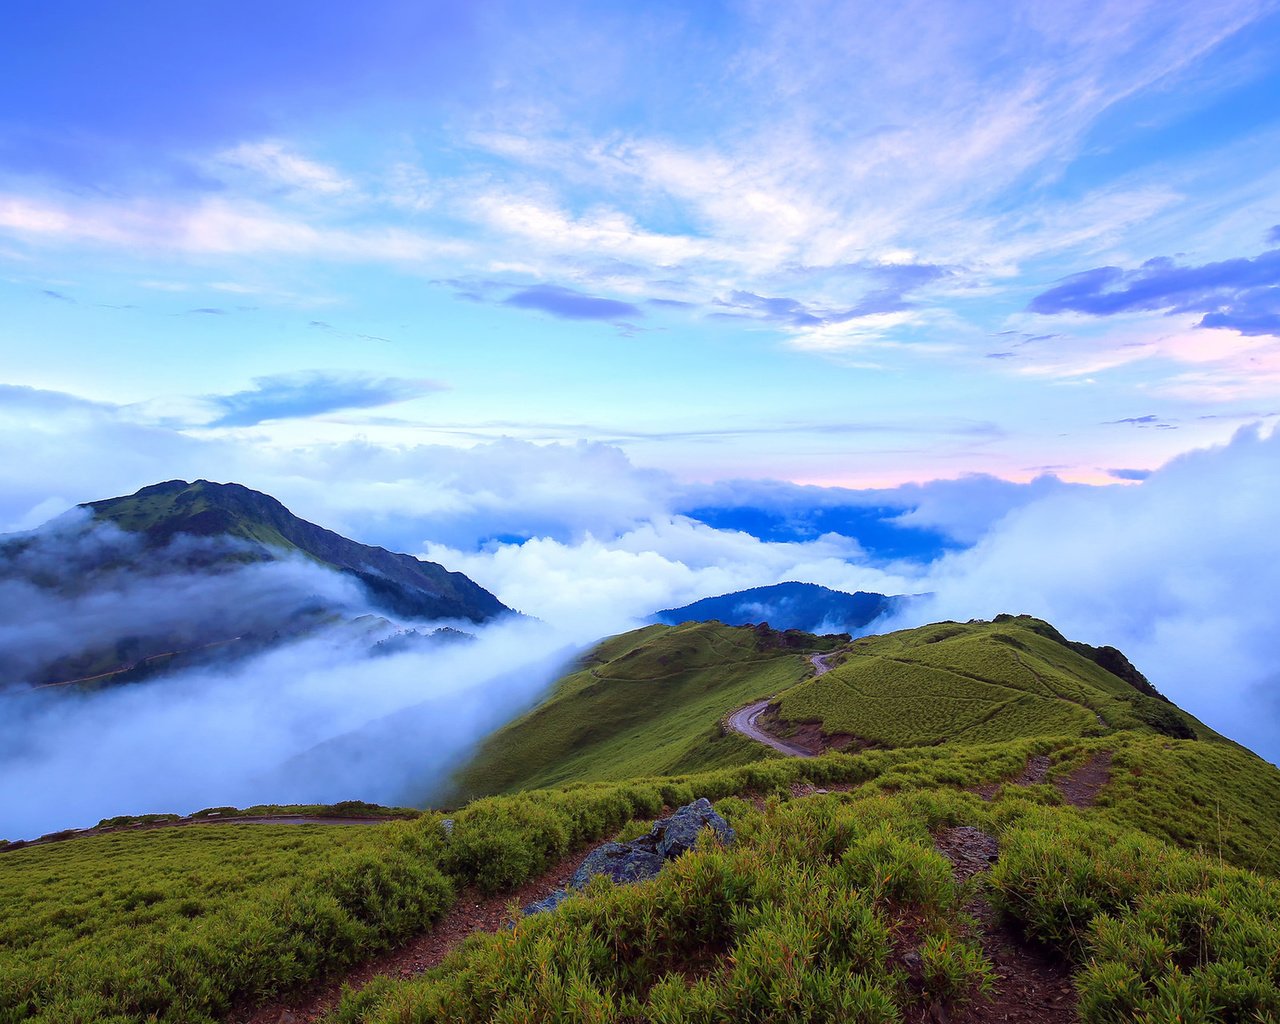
893,424,1280,760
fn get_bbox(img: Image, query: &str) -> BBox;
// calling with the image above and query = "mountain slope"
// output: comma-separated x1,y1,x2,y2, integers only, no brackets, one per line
83,479,510,623
448,614,1221,805
771,614,1217,748
654,581,899,633
5,617,1280,1023
0,480,508,689
443,622,846,803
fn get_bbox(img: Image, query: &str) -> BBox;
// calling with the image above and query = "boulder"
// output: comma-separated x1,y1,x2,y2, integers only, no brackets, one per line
570,841,665,889
651,797,735,859
522,888,572,916
522,798,735,917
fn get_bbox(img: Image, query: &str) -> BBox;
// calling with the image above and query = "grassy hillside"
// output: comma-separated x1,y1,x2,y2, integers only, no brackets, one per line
5,731,1280,1023
774,615,1218,748
444,622,844,803
447,615,1219,807
5,615,1275,1022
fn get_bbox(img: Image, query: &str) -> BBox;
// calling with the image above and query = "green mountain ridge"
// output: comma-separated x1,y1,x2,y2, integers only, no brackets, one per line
445,614,1219,806
0,479,509,689
84,479,511,624
4,613,1280,1023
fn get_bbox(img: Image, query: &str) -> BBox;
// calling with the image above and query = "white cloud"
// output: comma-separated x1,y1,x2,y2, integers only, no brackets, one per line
0,193,462,263
0,613,572,839
424,517,917,638
471,192,707,267
216,140,354,196
893,423,1280,761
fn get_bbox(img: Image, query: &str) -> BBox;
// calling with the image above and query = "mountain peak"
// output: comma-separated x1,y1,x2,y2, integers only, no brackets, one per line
81,479,512,624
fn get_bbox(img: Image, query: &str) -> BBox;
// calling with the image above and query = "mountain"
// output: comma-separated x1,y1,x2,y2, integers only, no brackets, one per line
0,479,509,688
653,581,902,634
443,621,846,803
446,614,1220,804
8,611,1280,1024
83,479,510,623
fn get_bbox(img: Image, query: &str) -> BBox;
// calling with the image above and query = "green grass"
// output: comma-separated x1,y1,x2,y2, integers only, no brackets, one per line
4,729,1279,1023
773,616,1217,748
331,794,994,1024
448,615,1219,809
442,622,833,803
989,809,1280,1021
332,736,1280,1024
0,822,451,1024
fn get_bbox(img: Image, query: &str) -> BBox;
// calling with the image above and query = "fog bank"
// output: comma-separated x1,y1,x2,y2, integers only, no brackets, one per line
0,615,571,839
889,425,1280,761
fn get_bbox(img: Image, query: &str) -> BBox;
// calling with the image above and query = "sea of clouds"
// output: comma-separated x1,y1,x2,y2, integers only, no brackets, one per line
2,388,1277,837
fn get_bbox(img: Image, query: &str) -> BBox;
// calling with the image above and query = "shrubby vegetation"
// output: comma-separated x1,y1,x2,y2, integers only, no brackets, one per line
4,728,1279,1022
3,616,1277,1022
333,793,994,1024
991,811,1280,1020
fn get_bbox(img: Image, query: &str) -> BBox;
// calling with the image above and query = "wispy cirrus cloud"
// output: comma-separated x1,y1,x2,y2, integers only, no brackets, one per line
203,372,446,428
214,140,353,196
0,193,461,263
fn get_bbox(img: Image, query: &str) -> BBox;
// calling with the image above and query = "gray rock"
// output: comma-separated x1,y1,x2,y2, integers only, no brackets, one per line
570,841,665,890
522,888,571,916
651,797,735,859
522,798,734,918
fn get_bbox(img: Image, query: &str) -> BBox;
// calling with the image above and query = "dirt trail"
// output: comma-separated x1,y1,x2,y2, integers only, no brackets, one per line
1055,751,1113,807
233,847,584,1024
930,825,1078,1024
725,700,815,757
724,651,836,757
974,750,1112,807
923,753,1114,1020
809,651,837,675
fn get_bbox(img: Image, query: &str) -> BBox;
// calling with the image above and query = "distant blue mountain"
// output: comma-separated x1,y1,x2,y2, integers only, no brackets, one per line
653,582,904,635
681,504,959,561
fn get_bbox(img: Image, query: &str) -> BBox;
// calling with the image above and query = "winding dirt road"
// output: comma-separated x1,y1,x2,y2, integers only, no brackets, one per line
725,652,836,758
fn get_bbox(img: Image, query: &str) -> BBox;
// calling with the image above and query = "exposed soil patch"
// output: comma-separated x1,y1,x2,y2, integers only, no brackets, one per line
926,825,1077,1024
1015,754,1051,786
955,901,1079,1024
934,825,1000,882
757,707,860,754
787,780,860,799
1054,750,1113,807
230,847,586,1024
971,754,1050,801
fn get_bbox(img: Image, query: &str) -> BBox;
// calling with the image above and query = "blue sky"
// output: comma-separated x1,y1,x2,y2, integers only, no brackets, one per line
5,3,1280,761
3,0,1280,489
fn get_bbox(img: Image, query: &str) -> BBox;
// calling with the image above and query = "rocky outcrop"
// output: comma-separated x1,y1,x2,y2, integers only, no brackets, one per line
653,797,734,858
523,798,735,916
569,842,665,889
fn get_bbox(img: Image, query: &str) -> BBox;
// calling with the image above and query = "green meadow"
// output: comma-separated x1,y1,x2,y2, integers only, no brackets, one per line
4,615,1279,1023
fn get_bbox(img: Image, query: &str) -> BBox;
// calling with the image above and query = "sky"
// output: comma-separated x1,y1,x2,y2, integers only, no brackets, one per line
3,1,1279,486
3,2,1280,774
